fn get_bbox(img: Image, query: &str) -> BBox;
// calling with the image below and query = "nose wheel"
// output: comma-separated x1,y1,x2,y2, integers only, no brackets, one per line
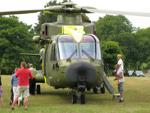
71,89,86,104
72,94,77,104
80,93,85,104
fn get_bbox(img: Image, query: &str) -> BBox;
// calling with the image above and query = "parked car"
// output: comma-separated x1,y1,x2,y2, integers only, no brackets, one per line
126,70,144,77
134,70,145,77
127,70,134,77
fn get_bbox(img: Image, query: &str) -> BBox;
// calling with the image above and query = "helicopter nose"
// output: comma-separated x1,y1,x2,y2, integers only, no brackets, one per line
66,62,96,86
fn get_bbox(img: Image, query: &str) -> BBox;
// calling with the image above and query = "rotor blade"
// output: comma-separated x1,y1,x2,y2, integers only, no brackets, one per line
20,53,40,56
0,6,62,16
86,8,150,17
0,9,46,15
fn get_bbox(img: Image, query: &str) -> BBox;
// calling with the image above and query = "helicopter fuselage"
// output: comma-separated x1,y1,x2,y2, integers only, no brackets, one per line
42,33,104,90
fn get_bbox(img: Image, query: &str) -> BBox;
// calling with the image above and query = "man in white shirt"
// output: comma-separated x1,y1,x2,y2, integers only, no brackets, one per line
115,54,124,102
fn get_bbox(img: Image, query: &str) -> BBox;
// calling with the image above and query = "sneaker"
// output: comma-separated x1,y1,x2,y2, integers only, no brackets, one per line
119,97,124,102
11,107,15,110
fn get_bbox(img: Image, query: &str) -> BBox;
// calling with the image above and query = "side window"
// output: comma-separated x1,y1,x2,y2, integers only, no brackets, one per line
50,44,56,61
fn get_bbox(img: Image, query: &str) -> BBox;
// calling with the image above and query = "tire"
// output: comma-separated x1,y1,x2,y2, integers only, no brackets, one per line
80,94,85,104
101,86,105,94
93,87,98,94
87,87,91,91
37,85,41,94
72,94,77,104
29,79,36,95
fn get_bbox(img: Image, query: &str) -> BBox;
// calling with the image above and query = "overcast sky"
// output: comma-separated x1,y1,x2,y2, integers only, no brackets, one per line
0,0,150,28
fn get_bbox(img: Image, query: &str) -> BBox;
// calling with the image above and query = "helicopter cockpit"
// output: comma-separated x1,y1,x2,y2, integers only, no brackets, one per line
58,34,101,60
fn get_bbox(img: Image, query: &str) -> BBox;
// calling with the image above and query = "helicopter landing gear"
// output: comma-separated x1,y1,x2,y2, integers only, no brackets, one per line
71,90,86,104
71,83,86,104
36,84,41,94
72,91,77,104
93,87,98,94
80,92,85,104
100,83,105,94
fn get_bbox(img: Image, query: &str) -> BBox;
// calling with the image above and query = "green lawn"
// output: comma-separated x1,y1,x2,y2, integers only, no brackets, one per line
1,75,150,113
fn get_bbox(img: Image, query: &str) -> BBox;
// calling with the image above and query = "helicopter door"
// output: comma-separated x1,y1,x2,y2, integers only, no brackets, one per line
50,43,59,70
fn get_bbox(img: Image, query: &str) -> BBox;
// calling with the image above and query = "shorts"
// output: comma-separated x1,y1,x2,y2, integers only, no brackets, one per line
13,86,19,100
18,86,30,97
118,82,124,94
18,94,24,101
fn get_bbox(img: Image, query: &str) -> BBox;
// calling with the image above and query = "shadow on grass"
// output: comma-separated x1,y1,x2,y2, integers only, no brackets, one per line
36,89,114,105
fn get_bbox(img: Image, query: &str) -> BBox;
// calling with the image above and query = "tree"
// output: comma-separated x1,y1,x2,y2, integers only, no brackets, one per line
0,16,38,74
101,41,122,74
96,15,133,40
135,27,150,70
114,32,139,69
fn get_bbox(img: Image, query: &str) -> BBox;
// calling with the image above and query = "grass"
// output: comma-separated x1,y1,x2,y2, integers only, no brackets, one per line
1,75,150,113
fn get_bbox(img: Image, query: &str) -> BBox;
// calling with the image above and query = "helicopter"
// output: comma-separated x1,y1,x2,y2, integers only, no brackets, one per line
1,1,150,104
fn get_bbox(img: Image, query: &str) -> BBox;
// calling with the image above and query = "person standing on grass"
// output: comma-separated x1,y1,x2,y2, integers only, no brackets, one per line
115,54,125,102
28,63,37,95
0,70,3,106
11,61,33,110
10,68,18,105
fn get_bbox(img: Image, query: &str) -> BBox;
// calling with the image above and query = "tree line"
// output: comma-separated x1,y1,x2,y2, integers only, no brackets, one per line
0,0,150,74
0,16,39,74
96,15,150,73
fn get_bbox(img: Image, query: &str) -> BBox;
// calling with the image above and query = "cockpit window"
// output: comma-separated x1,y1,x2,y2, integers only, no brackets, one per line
58,35,101,60
58,35,78,59
80,36,96,59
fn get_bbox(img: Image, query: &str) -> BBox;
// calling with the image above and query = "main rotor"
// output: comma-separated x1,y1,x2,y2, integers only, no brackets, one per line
0,1,150,17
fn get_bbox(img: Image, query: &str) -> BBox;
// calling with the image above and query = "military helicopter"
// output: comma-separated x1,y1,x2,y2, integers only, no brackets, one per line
1,1,150,104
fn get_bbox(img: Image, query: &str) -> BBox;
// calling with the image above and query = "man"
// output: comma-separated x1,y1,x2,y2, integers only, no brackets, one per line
115,54,124,102
28,63,37,95
11,61,33,110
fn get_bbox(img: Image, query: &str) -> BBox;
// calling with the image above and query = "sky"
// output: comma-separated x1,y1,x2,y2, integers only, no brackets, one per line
0,0,150,28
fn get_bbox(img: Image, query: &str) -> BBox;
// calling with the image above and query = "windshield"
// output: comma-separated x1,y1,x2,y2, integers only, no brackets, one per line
58,35,101,60
80,36,96,59
58,36,78,59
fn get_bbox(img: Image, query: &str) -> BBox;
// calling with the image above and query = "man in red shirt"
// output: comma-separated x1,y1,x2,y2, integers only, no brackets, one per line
11,61,33,110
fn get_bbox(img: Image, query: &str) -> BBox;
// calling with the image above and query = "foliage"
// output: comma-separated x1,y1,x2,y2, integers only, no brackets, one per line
96,15,133,40
101,41,122,73
114,32,138,69
135,28,150,70
96,15,134,71
96,15,150,71
0,16,38,74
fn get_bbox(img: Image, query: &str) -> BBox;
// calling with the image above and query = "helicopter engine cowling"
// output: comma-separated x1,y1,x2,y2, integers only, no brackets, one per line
66,62,96,88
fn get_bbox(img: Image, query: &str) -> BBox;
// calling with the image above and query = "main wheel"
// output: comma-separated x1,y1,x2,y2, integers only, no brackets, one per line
100,86,105,94
37,85,41,94
80,94,85,104
29,79,36,95
93,87,98,94
72,94,77,104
